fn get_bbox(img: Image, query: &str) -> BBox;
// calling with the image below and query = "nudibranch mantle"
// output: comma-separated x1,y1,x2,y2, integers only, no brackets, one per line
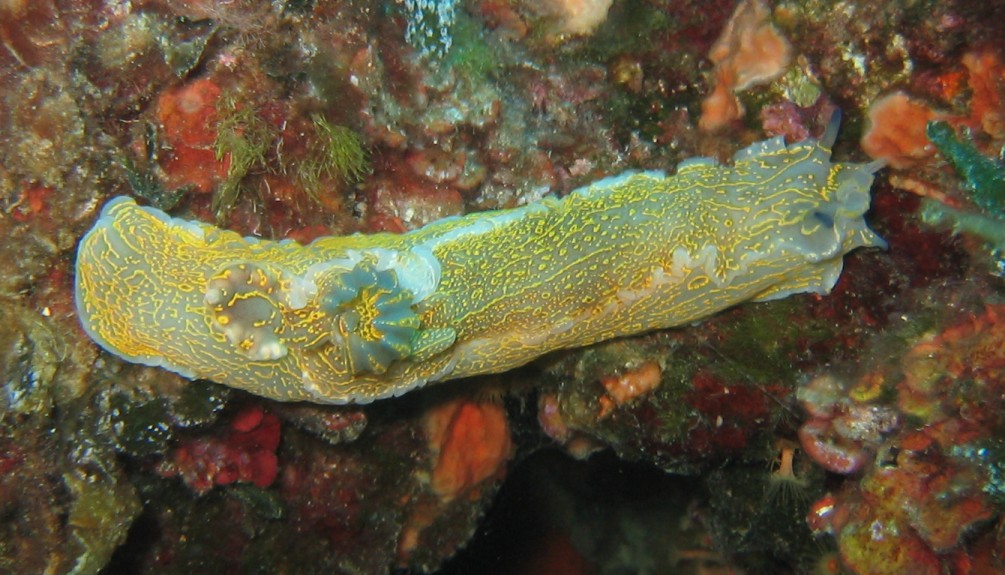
75,123,884,404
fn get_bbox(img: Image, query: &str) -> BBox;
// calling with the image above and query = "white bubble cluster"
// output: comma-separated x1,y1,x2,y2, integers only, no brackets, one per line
403,0,457,59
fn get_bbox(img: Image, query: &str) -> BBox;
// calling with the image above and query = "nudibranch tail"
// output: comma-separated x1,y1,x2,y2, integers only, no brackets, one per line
75,125,883,404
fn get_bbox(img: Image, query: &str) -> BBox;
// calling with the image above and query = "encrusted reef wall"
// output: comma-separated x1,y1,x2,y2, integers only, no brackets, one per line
2,0,1005,573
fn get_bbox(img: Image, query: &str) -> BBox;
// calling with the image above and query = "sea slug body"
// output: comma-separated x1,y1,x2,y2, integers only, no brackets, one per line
75,119,884,404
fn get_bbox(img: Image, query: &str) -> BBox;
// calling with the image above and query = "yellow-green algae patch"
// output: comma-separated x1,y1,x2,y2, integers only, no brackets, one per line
75,120,883,404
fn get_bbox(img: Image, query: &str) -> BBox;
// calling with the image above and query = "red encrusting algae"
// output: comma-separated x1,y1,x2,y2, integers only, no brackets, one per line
699,0,792,131
860,91,937,169
424,398,513,503
155,78,229,194
800,304,1005,574
158,404,280,494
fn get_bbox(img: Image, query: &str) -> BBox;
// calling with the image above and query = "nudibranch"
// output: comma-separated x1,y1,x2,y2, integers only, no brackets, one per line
75,119,884,404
